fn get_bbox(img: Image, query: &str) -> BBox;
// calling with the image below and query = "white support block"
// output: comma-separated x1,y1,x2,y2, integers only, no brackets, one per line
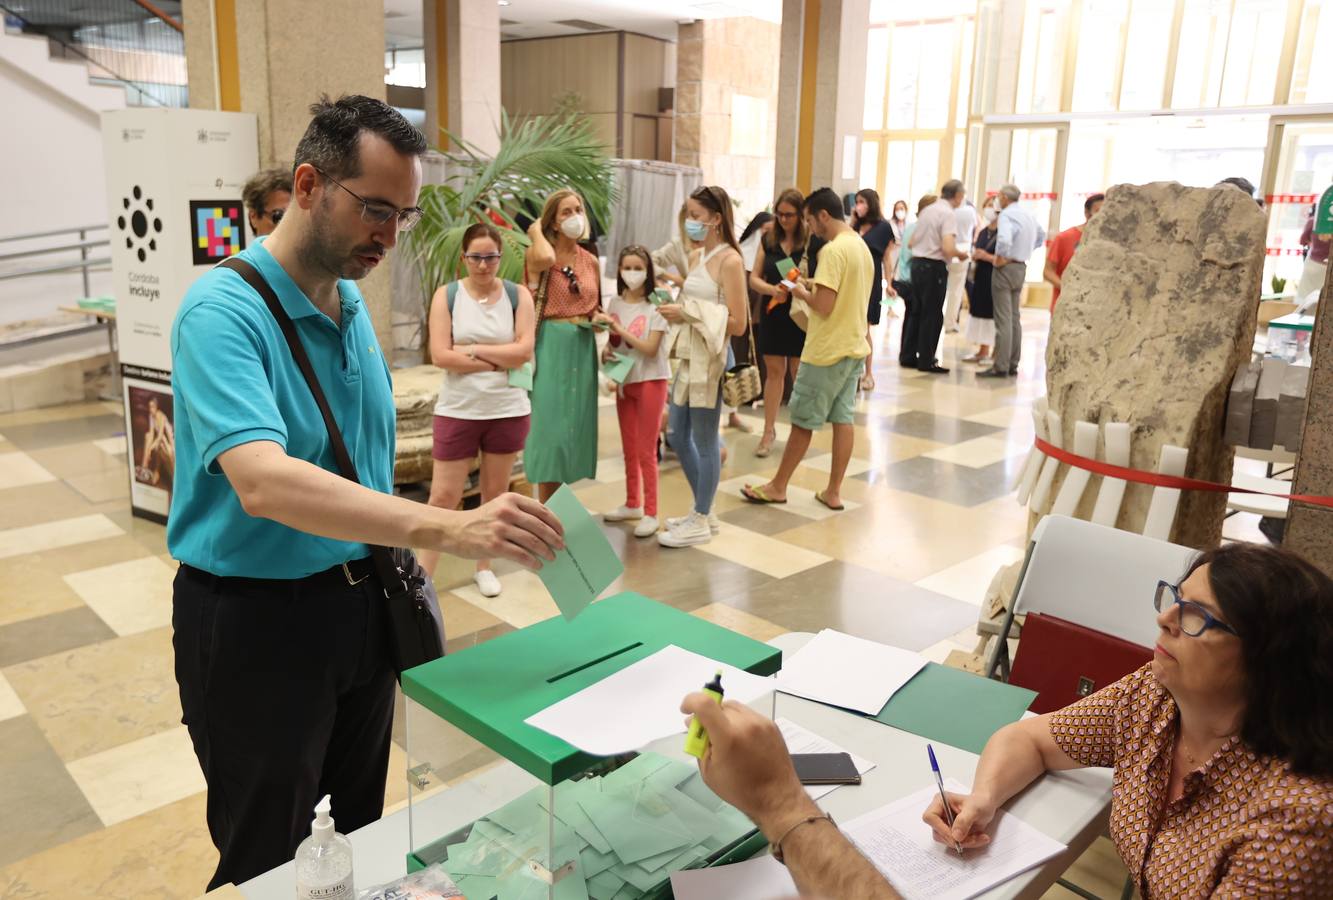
1051,420,1098,517
1142,444,1188,541
1030,409,1064,512
1014,398,1049,506
1091,422,1131,527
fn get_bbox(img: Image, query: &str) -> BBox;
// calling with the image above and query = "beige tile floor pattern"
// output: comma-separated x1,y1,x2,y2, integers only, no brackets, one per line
0,315,1271,898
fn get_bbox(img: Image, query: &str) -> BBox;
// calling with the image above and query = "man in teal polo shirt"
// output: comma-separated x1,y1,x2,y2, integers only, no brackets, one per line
169,95,563,891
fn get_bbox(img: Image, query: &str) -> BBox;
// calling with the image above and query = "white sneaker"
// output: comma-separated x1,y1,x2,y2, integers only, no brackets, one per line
633,516,659,538
658,512,713,548
474,569,502,598
603,505,643,522
666,511,721,534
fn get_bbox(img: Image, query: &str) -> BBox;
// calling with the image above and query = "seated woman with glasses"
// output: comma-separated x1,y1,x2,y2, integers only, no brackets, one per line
522,189,602,501
924,542,1333,897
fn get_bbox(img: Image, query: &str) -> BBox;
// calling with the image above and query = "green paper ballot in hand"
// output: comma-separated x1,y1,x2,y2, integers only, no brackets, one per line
649,288,672,306
774,257,799,288
576,319,610,331
507,360,535,391
601,351,636,385
539,484,625,621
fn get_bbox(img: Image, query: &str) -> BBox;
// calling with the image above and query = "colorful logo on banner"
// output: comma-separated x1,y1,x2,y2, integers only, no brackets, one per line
189,200,246,266
117,185,163,264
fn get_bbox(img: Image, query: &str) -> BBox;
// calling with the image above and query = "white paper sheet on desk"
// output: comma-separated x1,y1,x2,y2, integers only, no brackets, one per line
775,629,926,715
524,645,774,756
669,853,798,899
775,717,877,800
845,780,1067,900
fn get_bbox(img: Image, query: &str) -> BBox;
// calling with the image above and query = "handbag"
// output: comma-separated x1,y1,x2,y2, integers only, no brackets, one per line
219,258,446,675
721,278,763,408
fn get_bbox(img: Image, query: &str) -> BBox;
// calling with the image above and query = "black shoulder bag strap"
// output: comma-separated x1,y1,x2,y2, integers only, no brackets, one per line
218,257,444,672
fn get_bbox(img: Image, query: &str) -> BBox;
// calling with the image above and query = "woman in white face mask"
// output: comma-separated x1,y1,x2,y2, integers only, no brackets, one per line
521,190,602,500
962,195,1000,365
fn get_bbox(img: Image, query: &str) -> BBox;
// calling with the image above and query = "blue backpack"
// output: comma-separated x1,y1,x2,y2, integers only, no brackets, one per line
447,280,519,313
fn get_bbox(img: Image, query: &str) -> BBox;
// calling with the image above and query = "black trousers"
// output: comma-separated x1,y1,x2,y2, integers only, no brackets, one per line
173,561,397,891
909,258,950,370
893,279,917,365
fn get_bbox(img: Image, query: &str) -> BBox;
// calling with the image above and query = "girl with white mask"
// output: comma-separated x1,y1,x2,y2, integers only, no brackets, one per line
594,246,671,537
523,190,602,500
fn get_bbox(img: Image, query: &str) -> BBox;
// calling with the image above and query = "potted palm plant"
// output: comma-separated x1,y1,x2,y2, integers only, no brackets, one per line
404,111,617,359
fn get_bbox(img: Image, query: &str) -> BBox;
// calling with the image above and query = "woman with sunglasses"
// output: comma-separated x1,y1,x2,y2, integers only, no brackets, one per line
242,167,292,237
523,189,602,501
419,222,536,598
924,543,1333,897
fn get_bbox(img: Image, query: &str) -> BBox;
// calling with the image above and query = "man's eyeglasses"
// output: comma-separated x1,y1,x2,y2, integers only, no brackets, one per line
313,166,423,231
560,265,581,295
1153,581,1239,638
464,253,502,266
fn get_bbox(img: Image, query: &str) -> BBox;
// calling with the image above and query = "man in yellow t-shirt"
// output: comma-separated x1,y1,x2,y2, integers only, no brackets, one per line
742,187,871,512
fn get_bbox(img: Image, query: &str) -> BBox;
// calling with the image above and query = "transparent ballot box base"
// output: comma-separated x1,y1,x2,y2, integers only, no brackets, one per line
404,690,777,899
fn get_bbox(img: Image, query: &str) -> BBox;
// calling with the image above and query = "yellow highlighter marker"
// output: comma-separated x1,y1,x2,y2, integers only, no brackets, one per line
684,670,725,758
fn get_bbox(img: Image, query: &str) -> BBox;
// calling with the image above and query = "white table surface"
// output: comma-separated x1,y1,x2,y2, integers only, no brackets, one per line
241,633,1111,899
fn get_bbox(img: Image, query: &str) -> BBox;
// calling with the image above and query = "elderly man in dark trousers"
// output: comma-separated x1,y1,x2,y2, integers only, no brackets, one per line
980,184,1046,378
907,180,970,374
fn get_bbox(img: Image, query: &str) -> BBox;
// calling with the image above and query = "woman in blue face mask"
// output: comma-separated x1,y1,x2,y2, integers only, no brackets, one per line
656,186,750,548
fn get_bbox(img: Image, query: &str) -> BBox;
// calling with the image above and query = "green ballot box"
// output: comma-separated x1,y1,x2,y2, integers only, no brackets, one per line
400,593,781,897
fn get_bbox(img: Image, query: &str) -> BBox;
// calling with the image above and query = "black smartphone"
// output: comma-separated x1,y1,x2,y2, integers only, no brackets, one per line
791,752,861,786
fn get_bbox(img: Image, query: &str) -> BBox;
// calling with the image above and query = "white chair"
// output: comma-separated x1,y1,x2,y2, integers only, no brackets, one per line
985,515,1200,680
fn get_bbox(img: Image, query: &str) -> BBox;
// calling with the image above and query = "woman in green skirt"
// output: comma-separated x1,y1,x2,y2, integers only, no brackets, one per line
523,189,602,501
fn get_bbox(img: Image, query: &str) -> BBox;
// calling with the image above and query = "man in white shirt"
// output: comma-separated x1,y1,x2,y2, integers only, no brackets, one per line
979,184,1046,378
944,201,978,334
907,180,970,374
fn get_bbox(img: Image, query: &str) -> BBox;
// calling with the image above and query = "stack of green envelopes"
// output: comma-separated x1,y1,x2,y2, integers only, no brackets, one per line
421,754,758,900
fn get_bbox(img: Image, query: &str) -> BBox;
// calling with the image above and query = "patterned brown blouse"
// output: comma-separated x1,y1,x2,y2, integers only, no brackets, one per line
1048,664,1333,898
530,246,600,319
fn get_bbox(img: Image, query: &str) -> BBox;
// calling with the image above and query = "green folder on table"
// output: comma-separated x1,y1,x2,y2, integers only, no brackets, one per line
872,663,1037,754
508,361,535,391
601,351,636,385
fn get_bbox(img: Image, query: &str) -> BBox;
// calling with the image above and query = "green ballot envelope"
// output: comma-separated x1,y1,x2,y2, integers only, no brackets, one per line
576,319,610,330
508,360,535,391
601,351,636,385
774,256,798,283
649,289,672,306
539,484,624,621
872,662,1036,754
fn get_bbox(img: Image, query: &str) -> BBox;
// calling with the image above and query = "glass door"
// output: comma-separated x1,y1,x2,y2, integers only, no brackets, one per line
977,124,1068,281
1262,116,1333,296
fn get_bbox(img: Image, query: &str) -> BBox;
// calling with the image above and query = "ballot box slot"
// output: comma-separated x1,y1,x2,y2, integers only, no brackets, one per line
546,642,644,684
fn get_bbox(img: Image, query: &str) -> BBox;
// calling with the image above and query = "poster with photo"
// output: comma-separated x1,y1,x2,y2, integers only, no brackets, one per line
123,369,174,523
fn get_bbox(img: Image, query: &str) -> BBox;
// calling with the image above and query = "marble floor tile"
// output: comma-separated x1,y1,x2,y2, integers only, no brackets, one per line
1040,837,1135,900
448,569,563,629
103,508,169,557
0,401,118,430
799,451,875,479
718,502,816,537
0,480,96,531
5,626,182,761
0,606,116,668
878,410,1004,445
0,415,125,452
834,428,942,467
0,791,215,900
66,724,207,827
688,603,788,643
0,535,162,627
28,441,127,481
692,523,832,580
0,451,57,490
63,556,175,637
914,544,1027,607
0,715,102,867
438,590,506,639
861,454,1026,507
726,561,979,651
0,513,123,561
898,385,1015,419
92,436,127,456
923,435,1025,469
444,621,515,655
717,473,863,522
603,534,775,612
963,404,1039,430
66,469,131,504
0,671,24,722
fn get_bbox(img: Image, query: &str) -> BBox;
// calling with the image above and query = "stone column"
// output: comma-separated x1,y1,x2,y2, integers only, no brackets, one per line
423,0,501,154
182,0,395,352
1284,262,1333,573
773,0,869,198
674,17,781,220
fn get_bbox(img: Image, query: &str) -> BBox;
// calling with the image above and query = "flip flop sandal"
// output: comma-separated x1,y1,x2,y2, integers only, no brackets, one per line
815,491,846,511
741,485,787,504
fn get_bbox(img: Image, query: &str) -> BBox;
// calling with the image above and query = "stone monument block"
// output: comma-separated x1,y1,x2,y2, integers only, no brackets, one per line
1043,182,1266,548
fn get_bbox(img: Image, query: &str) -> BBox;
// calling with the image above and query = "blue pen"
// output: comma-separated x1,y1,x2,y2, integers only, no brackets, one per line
928,744,965,856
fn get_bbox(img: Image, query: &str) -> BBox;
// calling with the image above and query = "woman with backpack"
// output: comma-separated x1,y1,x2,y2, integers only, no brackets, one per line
418,222,536,598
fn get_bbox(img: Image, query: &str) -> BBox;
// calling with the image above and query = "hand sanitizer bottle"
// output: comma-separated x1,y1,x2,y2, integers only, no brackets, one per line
295,794,353,900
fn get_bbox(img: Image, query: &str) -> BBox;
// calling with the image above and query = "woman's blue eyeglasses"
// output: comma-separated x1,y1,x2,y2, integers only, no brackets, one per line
1153,581,1239,638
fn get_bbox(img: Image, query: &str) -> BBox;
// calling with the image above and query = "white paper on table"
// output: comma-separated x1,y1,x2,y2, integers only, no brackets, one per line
844,780,1067,900
669,853,798,900
776,629,927,715
775,717,877,800
523,645,774,756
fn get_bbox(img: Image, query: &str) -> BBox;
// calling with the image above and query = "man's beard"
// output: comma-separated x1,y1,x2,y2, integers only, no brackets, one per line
303,199,382,281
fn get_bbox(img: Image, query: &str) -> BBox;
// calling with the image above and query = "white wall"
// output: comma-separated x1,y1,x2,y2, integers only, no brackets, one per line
0,30,124,325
